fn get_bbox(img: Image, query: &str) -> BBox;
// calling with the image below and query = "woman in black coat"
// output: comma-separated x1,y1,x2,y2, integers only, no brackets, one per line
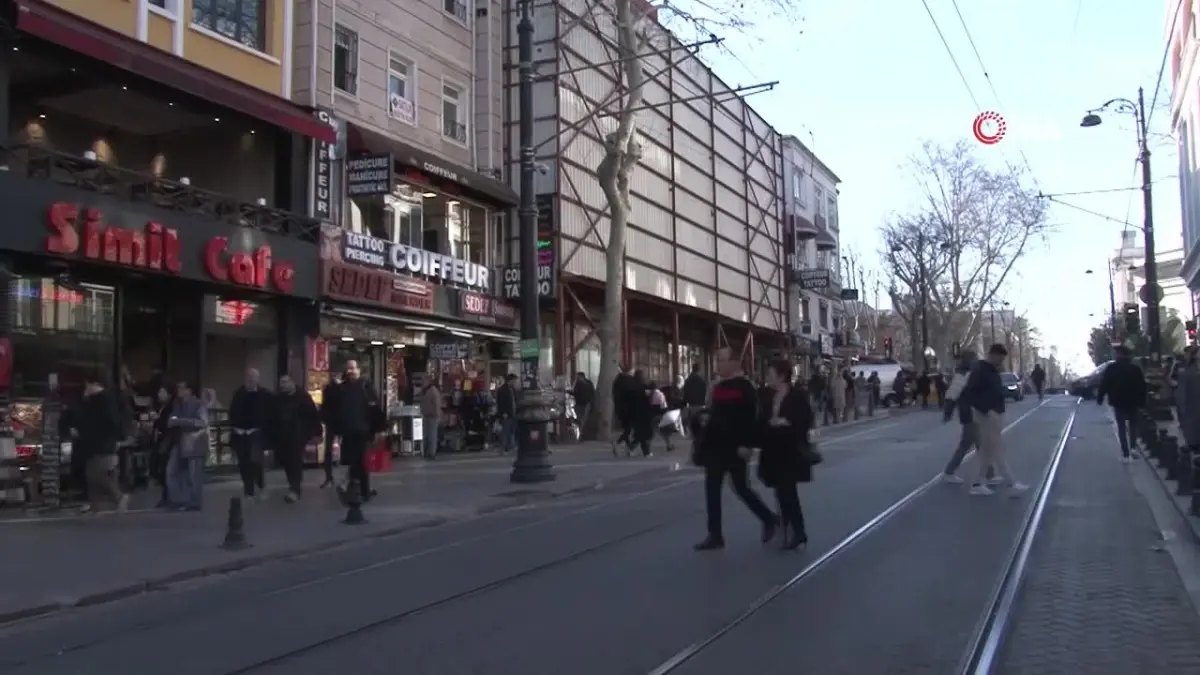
757,359,815,550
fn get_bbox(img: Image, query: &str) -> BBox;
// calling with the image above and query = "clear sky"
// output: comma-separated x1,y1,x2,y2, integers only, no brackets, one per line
697,0,1176,375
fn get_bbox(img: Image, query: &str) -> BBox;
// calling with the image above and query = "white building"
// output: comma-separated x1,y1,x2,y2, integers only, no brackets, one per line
1166,0,1200,314
1111,230,1189,322
781,136,842,360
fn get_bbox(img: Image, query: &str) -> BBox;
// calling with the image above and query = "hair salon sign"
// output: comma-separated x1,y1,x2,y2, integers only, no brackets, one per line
341,231,491,292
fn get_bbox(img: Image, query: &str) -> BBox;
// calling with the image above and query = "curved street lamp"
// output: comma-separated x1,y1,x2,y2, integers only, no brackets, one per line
1079,88,1160,362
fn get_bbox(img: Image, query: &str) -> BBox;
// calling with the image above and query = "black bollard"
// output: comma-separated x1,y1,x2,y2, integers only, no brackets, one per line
1164,435,1181,479
1177,448,1194,496
1154,428,1170,466
342,478,366,525
220,496,251,550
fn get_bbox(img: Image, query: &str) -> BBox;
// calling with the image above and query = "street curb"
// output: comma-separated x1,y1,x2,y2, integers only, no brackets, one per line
1137,422,1200,545
0,462,681,626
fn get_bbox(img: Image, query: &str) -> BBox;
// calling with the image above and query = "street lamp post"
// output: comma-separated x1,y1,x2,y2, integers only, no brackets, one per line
510,0,554,484
1081,87,1160,362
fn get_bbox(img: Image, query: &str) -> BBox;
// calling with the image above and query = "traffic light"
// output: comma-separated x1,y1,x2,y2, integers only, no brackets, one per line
883,336,894,359
1123,303,1140,336
1187,319,1197,342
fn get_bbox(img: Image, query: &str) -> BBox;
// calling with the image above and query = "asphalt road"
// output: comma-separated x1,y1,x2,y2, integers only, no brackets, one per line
0,398,1104,675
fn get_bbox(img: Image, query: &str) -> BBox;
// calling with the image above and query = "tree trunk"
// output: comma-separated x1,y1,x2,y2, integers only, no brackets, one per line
590,0,645,438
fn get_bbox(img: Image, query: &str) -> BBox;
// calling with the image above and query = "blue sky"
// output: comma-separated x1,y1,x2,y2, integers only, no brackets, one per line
698,0,1175,375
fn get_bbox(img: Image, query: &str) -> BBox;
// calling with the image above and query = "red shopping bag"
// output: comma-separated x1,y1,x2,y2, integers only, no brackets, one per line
365,441,392,473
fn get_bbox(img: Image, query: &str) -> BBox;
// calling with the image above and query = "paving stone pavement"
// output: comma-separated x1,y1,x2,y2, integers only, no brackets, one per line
997,406,1200,674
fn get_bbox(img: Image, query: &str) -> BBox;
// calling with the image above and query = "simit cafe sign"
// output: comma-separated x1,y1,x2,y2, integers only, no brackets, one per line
342,231,491,292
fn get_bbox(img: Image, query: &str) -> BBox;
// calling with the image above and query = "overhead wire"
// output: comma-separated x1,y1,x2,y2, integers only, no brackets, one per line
917,0,982,111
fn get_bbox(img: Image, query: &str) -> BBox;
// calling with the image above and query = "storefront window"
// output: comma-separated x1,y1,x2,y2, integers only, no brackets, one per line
631,326,670,386
346,181,490,265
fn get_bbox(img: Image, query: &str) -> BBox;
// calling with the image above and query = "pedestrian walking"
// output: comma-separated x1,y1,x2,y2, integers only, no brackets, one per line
829,369,846,424
150,386,174,507
1030,363,1046,400
332,360,385,502
693,347,778,551
495,374,518,455
682,364,707,436
71,371,128,514
1096,344,1147,462
228,368,272,501
420,378,443,458
916,371,932,408
319,372,342,488
756,359,814,551
268,374,321,503
867,370,881,414
961,344,1028,497
165,380,209,512
940,351,995,484
808,369,827,425
571,372,594,438
612,364,637,454
626,371,654,457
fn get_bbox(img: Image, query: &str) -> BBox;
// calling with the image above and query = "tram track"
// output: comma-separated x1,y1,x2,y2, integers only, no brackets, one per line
645,398,1074,675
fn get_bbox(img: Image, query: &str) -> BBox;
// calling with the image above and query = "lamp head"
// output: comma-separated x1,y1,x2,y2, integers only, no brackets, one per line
1080,113,1103,128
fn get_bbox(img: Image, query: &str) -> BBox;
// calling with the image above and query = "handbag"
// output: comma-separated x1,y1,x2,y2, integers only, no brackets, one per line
801,428,823,466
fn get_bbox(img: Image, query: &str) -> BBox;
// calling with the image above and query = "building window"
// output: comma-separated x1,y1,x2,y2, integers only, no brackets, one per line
443,0,468,24
819,300,829,330
346,182,491,268
192,0,266,52
442,81,468,145
815,186,827,217
791,172,800,200
387,53,417,125
334,25,359,96
827,194,838,229
150,0,168,8
800,297,810,323
795,172,807,207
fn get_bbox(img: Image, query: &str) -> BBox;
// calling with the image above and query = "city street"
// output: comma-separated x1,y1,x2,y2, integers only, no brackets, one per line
2,398,1199,674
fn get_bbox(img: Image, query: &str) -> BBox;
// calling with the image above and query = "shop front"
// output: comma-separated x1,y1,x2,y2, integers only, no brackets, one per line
311,226,517,457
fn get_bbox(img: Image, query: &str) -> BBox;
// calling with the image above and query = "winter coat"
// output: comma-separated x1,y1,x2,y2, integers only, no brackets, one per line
72,390,123,460
1097,359,1147,411
268,390,321,452
167,396,210,459
755,385,814,487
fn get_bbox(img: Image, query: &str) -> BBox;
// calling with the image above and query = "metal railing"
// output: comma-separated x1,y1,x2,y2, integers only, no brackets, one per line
442,119,468,144
0,144,322,242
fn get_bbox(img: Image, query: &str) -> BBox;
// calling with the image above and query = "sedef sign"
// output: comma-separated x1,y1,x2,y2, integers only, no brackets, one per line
45,202,299,295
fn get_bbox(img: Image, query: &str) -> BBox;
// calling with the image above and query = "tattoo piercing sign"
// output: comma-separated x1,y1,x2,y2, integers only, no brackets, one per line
973,111,1006,145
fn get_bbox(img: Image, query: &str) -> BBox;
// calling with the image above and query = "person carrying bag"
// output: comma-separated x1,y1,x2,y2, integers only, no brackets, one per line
756,359,818,551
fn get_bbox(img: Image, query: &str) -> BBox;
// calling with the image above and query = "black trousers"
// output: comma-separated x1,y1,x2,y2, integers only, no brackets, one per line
615,413,634,447
1114,407,1139,458
323,433,336,481
341,432,371,497
774,483,805,537
278,442,304,494
232,434,264,497
704,457,774,538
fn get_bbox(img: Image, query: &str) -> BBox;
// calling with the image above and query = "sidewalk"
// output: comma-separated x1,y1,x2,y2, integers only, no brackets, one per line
0,442,686,624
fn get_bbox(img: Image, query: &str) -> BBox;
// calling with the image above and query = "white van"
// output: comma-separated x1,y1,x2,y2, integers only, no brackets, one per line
849,363,907,406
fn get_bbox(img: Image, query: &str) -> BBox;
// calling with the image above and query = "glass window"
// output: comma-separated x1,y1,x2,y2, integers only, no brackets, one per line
442,82,467,144
796,172,807,206
800,297,810,322
192,0,266,52
387,53,416,125
443,0,467,23
334,24,359,95
828,194,838,229
819,301,829,330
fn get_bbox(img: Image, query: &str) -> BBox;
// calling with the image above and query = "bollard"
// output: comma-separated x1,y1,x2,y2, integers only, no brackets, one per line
1154,428,1170,466
1164,435,1181,480
220,496,251,550
342,479,366,525
1178,447,1194,496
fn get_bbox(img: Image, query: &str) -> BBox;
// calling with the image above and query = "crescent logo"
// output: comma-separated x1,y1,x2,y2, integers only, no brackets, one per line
973,111,1006,145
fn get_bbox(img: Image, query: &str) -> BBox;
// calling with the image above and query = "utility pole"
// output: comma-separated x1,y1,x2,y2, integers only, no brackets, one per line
510,0,554,484
917,235,930,370
1136,87,1161,363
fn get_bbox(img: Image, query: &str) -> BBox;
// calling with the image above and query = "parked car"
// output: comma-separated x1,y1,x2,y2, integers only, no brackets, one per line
1001,372,1024,401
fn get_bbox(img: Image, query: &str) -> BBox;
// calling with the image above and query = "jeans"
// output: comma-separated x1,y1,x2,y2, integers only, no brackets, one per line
499,416,517,454
167,450,204,509
423,418,440,458
232,433,264,497
703,457,775,538
1114,407,1139,457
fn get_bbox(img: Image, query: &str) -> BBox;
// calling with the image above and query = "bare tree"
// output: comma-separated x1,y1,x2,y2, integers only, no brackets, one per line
840,246,881,351
561,0,798,434
881,140,1047,364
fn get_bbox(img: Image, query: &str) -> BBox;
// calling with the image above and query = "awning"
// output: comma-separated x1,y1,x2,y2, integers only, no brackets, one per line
323,305,519,342
346,123,518,207
814,228,837,251
15,0,336,144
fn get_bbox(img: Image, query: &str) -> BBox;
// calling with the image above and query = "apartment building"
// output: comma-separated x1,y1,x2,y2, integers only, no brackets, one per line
512,0,789,384
1167,0,1200,316
781,135,842,363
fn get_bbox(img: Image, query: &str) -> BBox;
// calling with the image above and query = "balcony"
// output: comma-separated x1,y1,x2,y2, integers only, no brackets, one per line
1,144,320,241
443,119,468,144
815,226,837,251
790,212,819,239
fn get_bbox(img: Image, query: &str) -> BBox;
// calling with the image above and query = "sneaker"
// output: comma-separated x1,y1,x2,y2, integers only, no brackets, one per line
969,484,995,496
1121,456,1133,464
115,494,130,513
78,504,94,514
693,535,725,551
284,492,299,504
941,473,965,484
1007,482,1030,498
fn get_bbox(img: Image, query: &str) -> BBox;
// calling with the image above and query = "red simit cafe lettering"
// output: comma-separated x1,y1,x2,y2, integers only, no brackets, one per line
45,202,295,293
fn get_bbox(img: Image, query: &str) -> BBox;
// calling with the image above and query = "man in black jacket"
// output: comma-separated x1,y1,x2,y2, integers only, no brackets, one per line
1097,345,1147,461
319,372,342,488
681,364,707,434
1030,363,1046,400
228,368,273,501
496,374,518,454
72,372,127,513
571,372,594,438
268,374,320,503
694,347,778,550
961,344,1028,496
333,360,383,501
612,365,636,454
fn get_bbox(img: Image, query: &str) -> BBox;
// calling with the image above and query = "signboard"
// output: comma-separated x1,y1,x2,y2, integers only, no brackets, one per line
797,269,831,291
500,194,557,302
322,261,435,314
840,288,859,301
311,109,339,221
429,340,469,360
345,154,394,197
341,231,491,292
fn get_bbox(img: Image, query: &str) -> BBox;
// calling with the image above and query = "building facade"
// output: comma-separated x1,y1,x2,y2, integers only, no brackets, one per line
1167,0,1200,313
0,0,333,500
781,136,843,366
293,0,522,411
513,0,789,385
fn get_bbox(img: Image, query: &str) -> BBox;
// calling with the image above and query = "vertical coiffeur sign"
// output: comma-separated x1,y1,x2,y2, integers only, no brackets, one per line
499,194,557,303
311,110,340,221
